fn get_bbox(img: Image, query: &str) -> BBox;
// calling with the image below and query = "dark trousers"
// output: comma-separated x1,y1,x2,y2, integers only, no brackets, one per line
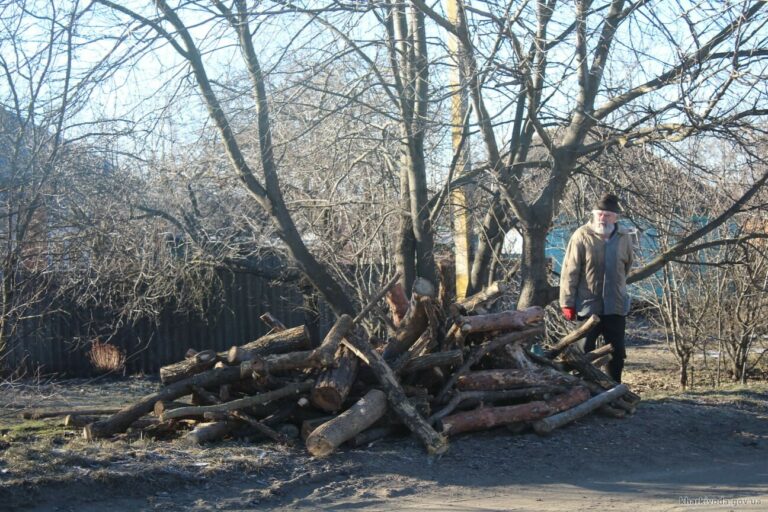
584,314,626,383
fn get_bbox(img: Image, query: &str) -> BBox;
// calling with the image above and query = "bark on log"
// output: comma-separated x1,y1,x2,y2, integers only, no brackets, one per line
435,326,545,403
344,333,448,455
159,380,313,422
533,384,629,435
545,315,601,358
560,346,641,403
441,323,466,351
456,369,564,391
429,386,567,424
451,281,510,316
400,350,463,374
458,306,544,334
159,350,218,385
227,326,312,364
259,312,287,332
311,346,359,413
229,411,293,445
439,386,590,436
385,283,408,327
22,407,121,420
590,354,613,370
312,314,354,366
83,363,255,440
381,278,436,361
585,343,614,361
182,421,238,445
301,416,336,440
306,389,388,457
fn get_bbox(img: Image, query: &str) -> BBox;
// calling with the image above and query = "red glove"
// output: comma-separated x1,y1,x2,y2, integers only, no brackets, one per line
561,307,577,321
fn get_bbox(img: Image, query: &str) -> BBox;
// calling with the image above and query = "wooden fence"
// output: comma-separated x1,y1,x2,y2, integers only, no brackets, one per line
2,271,333,378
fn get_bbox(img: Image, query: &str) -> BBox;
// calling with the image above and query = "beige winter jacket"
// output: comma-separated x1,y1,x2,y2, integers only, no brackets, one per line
559,223,634,316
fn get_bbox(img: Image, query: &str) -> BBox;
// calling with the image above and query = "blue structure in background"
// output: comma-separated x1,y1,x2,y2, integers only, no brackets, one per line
545,222,662,301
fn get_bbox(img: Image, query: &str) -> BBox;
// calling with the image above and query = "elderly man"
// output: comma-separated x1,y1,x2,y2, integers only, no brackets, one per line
559,193,633,383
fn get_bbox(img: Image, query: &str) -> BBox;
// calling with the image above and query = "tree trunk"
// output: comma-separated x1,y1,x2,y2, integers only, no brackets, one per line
517,226,558,308
305,389,388,457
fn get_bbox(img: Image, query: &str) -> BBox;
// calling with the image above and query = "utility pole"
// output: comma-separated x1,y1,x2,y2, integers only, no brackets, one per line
446,0,472,298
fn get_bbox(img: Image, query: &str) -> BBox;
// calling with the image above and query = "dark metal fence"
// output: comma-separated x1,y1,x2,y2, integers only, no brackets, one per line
3,271,334,378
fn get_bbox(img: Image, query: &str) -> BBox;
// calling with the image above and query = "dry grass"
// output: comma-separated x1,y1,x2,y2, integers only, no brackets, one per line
88,341,126,374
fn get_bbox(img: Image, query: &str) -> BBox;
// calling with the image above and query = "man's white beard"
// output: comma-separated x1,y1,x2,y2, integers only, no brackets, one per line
593,221,615,237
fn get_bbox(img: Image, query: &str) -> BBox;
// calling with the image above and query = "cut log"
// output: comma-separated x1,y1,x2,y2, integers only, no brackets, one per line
458,306,544,334
227,326,312,364
400,350,463,374
301,416,336,441
229,411,293,445
153,400,190,417
311,345,359,413
441,323,466,351
306,389,388,457
182,421,238,445
159,350,218,385
544,315,601,358
259,312,287,332
159,380,314,422
381,278,437,361
191,385,221,406
439,386,590,436
585,343,614,361
344,333,448,455
456,369,565,391
533,384,629,435
504,343,537,369
429,386,567,424
435,326,545,403
451,281,510,316
83,362,256,440
22,407,121,420
385,282,408,327
560,345,641,403
590,353,613,370
312,314,354,366
440,387,589,435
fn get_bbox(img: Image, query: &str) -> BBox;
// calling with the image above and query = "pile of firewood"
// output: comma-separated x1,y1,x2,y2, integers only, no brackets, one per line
44,273,638,456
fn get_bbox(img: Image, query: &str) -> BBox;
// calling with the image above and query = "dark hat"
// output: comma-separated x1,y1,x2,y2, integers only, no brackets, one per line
596,193,622,214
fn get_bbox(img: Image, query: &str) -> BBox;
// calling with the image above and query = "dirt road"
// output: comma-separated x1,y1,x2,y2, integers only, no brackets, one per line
2,341,767,512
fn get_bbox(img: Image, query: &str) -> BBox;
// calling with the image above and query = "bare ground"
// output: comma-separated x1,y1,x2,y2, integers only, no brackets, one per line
1,338,767,512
